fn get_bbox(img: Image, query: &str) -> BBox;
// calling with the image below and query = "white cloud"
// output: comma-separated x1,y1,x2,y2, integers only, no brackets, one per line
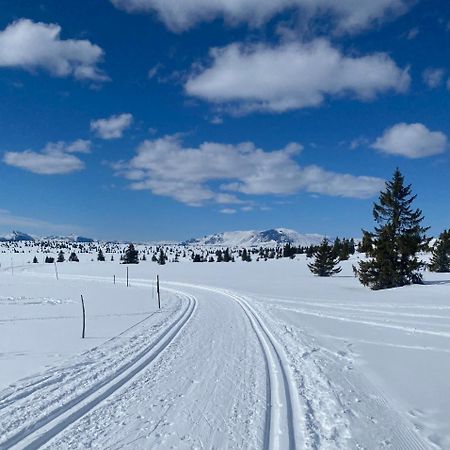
406,27,419,39
113,135,384,206
43,139,91,154
3,139,89,174
90,113,133,139
185,40,410,113
219,208,237,214
422,67,445,88
372,123,447,159
110,0,408,33
0,19,108,82
0,209,84,235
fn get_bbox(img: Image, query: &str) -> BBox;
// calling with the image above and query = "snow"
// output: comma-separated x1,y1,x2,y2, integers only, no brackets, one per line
183,228,325,247
0,245,449,449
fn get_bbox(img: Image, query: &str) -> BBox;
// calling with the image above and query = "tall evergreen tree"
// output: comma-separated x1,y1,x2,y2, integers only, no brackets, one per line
429,229,450,273
357,169,429,290
122,244,139,264
57,250,65,262
307,238,342,276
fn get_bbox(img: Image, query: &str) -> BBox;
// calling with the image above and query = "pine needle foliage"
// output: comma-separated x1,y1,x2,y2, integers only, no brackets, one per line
357,169,429,290
307,238,342,277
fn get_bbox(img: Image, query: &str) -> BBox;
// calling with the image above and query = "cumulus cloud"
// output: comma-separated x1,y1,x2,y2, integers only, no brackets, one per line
422,67,445,88
110,0,408,33
3,139,90,174
372,123,447,159
113,135,384,206
185,40,410,114
0,19,108,82
90,113,133,139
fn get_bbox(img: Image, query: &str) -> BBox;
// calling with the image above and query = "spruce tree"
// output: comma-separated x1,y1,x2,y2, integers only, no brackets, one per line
97,248,105,261
32,256,38,263
57,250,65,262
307,238,342,276
122,244,139,264
157,249,166,265
357,169,429,290
429,229,450,272
358,231,373,255
68,252,79,262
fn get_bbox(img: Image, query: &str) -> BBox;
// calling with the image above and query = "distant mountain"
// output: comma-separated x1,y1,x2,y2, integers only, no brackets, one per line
183,228,324,247
0,230,35,242
44,234,94,243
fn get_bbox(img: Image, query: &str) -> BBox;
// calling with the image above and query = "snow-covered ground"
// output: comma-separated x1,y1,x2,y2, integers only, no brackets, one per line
0,249,449,449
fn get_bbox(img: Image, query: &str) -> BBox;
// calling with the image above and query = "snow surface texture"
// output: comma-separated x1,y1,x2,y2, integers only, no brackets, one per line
0,247,449,449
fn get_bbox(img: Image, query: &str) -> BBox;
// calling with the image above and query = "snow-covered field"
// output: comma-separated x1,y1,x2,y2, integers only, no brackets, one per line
0,248,449,449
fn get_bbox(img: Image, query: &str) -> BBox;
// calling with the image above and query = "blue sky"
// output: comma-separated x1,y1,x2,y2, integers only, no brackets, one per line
0,0,448,241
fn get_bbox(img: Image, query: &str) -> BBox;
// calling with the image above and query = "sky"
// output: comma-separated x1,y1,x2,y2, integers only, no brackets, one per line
0,0,448,241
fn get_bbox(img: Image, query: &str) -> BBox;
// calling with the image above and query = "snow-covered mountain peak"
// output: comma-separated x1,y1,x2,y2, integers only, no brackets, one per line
183,228,324,247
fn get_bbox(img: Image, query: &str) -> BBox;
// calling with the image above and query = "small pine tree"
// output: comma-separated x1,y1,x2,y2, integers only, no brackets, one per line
122,244,139,264
429,229,450,273
358,231,373,255
68,252,79,262
308,239,342,276
157,249,166,265
32,256,38,263
57,251,65,262
97,248,105,261
357,169,429,289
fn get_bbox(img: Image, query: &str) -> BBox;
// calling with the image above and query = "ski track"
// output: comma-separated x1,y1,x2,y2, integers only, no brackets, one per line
0,271,435,449
0,288,196,449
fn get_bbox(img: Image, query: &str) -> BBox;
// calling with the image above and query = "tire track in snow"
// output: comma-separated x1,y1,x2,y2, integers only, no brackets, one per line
0,290,197,450
164,281,305,450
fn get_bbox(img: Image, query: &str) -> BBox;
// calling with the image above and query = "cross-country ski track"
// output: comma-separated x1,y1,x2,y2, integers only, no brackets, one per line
0,271,431,449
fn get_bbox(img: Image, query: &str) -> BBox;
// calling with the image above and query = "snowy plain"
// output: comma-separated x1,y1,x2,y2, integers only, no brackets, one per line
0,247,449,449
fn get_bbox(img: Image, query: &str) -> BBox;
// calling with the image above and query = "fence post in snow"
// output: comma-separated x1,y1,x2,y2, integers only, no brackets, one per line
113,274,115,284
157,275,161,309
54,261,59,280
126,267,129,287
80,295,86,339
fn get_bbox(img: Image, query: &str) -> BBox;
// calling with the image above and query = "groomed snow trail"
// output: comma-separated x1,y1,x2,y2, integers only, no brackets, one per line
0,272,432,449
165,281,307,450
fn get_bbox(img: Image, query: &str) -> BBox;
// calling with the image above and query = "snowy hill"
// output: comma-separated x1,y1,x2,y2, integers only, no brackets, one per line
183,228,324,247
0,230,34,242
43,234,94,243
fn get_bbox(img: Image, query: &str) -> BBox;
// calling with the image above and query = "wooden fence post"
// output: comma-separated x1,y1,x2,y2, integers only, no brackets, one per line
157,275,161,309
80,295,86,339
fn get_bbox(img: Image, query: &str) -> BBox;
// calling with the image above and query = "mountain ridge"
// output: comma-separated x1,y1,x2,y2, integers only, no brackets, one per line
182,228,324,247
